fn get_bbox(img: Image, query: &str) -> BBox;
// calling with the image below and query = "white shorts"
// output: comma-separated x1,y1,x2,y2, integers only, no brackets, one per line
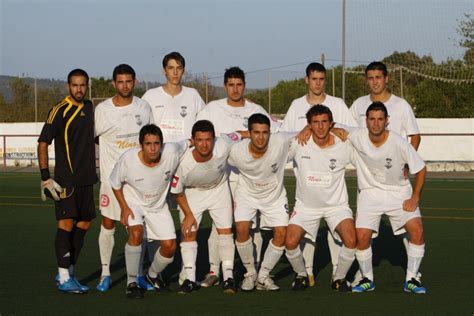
99,182,121,221
234,195,289,229
356,188,421,238
179,182,233,229
127,204,176,241
289,201,353,242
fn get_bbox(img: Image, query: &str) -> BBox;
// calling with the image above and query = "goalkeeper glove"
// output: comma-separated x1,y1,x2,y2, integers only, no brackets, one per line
41,179,64,201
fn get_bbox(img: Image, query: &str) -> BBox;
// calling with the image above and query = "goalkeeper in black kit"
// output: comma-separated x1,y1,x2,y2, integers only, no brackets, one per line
37,69,98,294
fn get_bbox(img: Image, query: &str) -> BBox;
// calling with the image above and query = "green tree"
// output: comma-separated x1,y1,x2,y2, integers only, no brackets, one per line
9,78,34,122
456,13,474,64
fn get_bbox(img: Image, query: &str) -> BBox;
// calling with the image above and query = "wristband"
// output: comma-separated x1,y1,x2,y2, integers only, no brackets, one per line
40,168,50,181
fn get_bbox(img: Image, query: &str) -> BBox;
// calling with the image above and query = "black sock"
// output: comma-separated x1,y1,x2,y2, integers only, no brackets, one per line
70,227,87,265
55,228,72,269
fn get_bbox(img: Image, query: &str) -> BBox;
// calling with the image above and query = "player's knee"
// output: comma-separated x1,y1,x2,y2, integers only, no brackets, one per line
102,217,116,230
128,226,144,246
160,240,177,257
235,223,250,242
285,236,299,250
408,226,424,245
343,234,357,249
272,228,287,247
356,232,371,249
76,221,91,231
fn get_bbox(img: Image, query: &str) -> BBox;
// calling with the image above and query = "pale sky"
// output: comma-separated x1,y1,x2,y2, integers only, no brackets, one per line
0,0,472,88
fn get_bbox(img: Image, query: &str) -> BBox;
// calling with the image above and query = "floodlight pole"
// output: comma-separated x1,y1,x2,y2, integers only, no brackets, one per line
34,77,37,122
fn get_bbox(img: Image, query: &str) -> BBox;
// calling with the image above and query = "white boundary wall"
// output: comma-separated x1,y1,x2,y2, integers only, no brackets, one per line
0,119,473,171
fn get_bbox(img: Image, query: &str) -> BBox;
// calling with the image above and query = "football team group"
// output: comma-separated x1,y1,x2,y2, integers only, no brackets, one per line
37,52,427,298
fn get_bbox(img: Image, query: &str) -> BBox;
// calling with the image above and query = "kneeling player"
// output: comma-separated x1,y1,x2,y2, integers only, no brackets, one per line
344,102,427,294
109,124,188,298
285,105,356,291
172,120,244,294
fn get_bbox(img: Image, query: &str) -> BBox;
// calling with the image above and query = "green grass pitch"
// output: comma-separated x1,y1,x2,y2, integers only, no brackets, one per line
0,172,473,315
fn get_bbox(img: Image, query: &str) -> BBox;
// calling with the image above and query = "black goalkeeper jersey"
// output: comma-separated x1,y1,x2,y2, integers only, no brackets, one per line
38,96,98,186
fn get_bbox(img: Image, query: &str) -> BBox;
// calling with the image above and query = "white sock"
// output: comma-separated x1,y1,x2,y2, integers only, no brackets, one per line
58,267,70,284
218,234,235,280
98,225,115,276
181,241,198,282
285,247,307,277
333,246,356,281
253,229,263,268
149,248,174,278
406,243,425,281
301,239,315,276
258,240,284,280
208,224,221,276
327,232,342,277
356,247,374,281
236,238,257,275
125,243,141,285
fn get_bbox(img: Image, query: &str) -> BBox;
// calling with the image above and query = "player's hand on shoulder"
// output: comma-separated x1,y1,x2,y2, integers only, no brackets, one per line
296,125,311,145
40,179,64,201
331,127,348,141
402,197,419,212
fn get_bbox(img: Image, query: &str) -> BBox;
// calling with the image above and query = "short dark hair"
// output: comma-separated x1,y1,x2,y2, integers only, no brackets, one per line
224,66,245,85
67,69,89,84
306,104,333,124
365,61,388,77
162,52,185,69
139,124,163,145
113,64,136,81
248,113,270,131
192,120,215,138
305,62,326,77
366,101,388,118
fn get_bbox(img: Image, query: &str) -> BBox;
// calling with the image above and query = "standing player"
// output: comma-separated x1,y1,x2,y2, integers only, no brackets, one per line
142,51,205,142
345,102,427,294
38,69,97,293
171,120,245,294
229,113,294,291
196,66,279,287
109,124,189,298
350,61,420,149
279,62,357,286
350,61,422,284
95,64,154,292
285,105,356,292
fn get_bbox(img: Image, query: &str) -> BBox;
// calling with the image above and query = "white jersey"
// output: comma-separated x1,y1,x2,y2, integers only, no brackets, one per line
170,133,241,194
280,94,357,132
228,133,294,206
95,96,154,183
197,98,280,133
109,142,188,211
289,135,354,209
142,86,205,142
350,94,419,137
348,128,425,192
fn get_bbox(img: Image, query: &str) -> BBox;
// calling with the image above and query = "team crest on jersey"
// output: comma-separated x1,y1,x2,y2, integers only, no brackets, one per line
384,158,393,169
180,106,188,118
171,175,179,188
271,163,278,173
135,114,143,126
329,159,337,170
243,117,249,128
165,170,171,182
